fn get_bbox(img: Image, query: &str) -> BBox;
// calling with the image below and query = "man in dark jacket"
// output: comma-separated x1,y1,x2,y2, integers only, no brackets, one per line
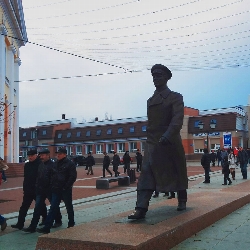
123,151,131,174
210,150,216,167
86,151,95,175
22,148,62,233
201,148,211,183
37,148,77,234
11,149,47,230
237,147,249,179
112,151,120,177
135,149,142,172
102,152,112,177
128,64,188,220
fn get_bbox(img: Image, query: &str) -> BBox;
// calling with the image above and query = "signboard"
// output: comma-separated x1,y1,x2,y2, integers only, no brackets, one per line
223,132,232,148
193,132,220,137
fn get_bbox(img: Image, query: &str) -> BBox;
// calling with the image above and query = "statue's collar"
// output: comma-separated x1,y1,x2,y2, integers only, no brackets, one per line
154,87,171,99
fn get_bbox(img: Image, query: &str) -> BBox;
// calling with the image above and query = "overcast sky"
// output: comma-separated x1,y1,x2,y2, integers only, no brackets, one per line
18,0,250,127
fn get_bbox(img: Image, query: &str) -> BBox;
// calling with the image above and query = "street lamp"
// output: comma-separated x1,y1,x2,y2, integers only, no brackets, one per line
198,120,217,152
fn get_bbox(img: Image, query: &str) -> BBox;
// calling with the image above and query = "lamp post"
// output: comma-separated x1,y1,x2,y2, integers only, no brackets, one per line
198,120,216,152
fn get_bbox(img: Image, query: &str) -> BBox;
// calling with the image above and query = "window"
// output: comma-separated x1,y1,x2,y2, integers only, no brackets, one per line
107,144,114,153
194,120,201,128
129,126,135,133
96,129,101,136
86,131,90,137
96,144,103,154
76,131,81,137
86,145,92,154
67,132,71,138
107,128,112,135
66,146,72,155
129,142,137,152
118,127,123,134
58,133,62,139
23,132,27,137
42,130,47,135
76,146,82,155
117,143,125,153
31,130,37,139
142,125,147,132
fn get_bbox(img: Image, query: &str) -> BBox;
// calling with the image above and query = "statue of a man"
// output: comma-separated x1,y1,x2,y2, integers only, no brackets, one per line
128,64,188,220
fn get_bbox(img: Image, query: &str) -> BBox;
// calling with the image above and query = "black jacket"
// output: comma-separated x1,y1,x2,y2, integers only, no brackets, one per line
201,153,211,168
136,152,142,163
51,157,77,193
36,159,54,195
23,157,41,195
112,154,120,167
103,155,110,167
123,154,131,164
238,149,249,164
86,155,95,167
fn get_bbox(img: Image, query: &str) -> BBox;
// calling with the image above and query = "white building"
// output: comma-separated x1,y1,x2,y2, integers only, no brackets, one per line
0,0,27,162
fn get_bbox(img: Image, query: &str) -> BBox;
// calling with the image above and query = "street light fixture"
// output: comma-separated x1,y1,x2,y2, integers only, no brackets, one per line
198,120,217,152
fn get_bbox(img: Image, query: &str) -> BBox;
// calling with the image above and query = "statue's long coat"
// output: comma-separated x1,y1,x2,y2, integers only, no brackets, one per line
137,87,188,192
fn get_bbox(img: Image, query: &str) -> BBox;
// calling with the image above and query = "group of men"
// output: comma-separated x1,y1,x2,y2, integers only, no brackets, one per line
11,147,77,234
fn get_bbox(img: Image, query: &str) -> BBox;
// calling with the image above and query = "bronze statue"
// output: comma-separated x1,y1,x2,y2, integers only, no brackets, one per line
128,64,188,220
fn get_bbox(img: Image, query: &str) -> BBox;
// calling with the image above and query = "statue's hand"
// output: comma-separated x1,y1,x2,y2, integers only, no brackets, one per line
159,136,171,145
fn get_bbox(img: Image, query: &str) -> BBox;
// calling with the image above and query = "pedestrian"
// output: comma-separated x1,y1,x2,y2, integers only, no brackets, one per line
0,214,7,231
112,151,120,177
201,148,211,184
37,148,77,234
0,157,8,183
22,148,62,233
11,149,47,230
222,153,232,185
102,152,112,177
135,149,142,172
210,150,216,167
237,146,248,179
123,151,131,174
86,152,95,175
228,149,237,180
128,64,188,220
216,149,222,166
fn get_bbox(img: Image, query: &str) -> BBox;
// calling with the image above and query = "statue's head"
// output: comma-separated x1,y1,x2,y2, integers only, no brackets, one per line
151,64,172,80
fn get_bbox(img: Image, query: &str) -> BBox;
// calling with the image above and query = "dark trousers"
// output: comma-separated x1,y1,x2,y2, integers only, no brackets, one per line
1,170,6,181
44,188,74,230
203,167,210,182
113,165,119,177
223,172,231,184
240,163,248,179
17,193,47,227
124,163,130,173
103,165,112,177
136,189,187,212
136,161,142,171
29,193,62,229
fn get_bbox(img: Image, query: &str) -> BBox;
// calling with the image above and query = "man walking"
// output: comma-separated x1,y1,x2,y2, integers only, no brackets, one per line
86,151,95,175
135,149,142,172
11,149,47,230
102,152,112,177
37,148,77,234
237,147,249,179
22,148,62,233
128,64,188,220
112,151,120,177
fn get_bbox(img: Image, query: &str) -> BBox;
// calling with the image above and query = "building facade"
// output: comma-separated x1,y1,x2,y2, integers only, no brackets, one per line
19,105,249,162
0,0,27,162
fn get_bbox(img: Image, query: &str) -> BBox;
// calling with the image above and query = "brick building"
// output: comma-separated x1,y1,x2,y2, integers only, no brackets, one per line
19,105,249,163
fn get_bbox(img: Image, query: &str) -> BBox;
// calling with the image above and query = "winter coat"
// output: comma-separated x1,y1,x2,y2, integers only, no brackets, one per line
137,87,188,192
112,154,120,167
237,149,249,164
86,155,95,167
103,155,110,167
36,159,54,195
228,154,237,169
210,152,216,161
51,157,77,193
136,152,142,163
23,157,41,195
123,154,131,164
201,153,211,168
